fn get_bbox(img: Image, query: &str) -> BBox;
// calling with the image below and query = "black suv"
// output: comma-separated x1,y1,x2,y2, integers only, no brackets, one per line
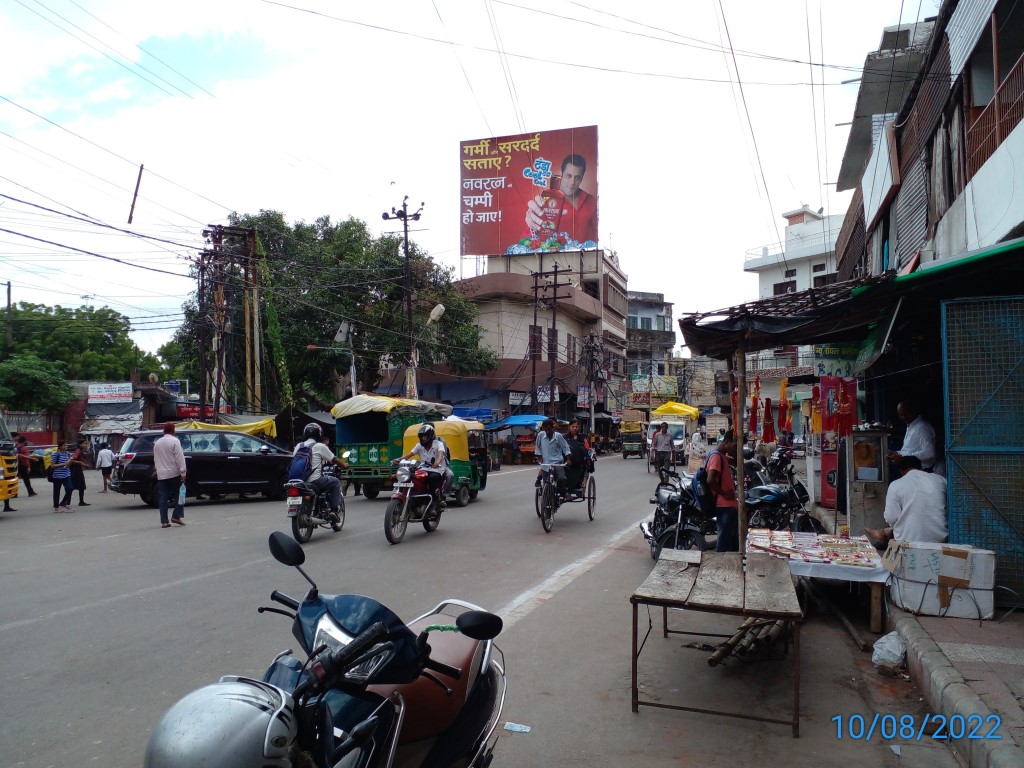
110,429,293,506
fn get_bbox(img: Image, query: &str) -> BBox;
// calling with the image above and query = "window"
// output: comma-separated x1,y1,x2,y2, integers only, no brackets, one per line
226,434,263,453
529,325,542,360
812,263,826,273
773,280,796,295
627,316,638,329
784,269,796,278
656,315,669,332
547,327,558,362
640,317,652,330
813,273,837,288
657,363,665,376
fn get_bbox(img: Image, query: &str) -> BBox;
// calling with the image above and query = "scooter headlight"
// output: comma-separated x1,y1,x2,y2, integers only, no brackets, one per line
312,616,391,683
396,466,411,483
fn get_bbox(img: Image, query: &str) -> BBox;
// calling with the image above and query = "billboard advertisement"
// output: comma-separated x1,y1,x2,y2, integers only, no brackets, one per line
460,125,598,256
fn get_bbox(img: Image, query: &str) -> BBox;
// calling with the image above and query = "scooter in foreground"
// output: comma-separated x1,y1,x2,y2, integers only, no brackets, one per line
145,531,506,768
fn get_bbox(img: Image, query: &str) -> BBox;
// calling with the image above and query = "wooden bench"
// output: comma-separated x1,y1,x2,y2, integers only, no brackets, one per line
630,550,804,736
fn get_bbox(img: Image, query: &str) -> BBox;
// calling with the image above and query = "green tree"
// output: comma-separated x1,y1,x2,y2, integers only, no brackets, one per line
0,353,76,411
169,211,497,411
8,303,165,380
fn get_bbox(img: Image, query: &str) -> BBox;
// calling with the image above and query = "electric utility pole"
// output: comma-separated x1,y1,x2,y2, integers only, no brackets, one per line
382,196,423,397
543,264,573,418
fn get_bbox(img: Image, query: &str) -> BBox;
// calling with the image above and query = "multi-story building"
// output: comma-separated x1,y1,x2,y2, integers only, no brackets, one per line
417,249,628,417
742,204,844,401
625,292,676,410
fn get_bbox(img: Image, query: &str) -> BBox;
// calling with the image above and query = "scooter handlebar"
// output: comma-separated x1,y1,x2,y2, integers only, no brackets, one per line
271,590,300,610
295,621,389,698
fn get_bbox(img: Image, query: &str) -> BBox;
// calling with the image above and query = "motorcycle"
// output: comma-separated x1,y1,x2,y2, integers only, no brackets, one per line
285,452,351,543
764,445,793,484
385,459,446,544
639,468,715,559
745,465,810,531
145,531,506,768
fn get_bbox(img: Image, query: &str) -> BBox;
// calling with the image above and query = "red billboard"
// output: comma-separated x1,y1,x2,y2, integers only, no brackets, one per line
460,125,598,256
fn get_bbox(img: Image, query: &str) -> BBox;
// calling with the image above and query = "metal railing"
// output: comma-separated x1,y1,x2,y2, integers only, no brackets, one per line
967,51,1024,180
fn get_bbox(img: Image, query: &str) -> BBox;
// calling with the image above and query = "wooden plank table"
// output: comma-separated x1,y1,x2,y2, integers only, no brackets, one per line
630,550,804,736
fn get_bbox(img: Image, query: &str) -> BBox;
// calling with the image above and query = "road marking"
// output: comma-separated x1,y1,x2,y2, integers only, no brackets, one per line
497,519,642,630
0,558,272,633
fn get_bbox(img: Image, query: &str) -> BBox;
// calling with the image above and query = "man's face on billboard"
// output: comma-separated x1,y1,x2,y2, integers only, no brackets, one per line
560,162,585,197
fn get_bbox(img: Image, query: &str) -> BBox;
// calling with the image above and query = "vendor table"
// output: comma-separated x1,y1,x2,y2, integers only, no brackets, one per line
787,559,889,633
630,549,804,736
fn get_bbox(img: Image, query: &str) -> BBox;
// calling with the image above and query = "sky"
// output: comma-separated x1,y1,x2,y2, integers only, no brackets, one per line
1,0,941,357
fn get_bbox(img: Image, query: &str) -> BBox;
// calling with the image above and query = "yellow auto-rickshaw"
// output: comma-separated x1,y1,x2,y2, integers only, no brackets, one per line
620,420,647,459
402,420,488,507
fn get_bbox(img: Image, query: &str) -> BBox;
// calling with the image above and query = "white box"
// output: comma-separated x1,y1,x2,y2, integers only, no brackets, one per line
889,578,994,620
884,541,996,619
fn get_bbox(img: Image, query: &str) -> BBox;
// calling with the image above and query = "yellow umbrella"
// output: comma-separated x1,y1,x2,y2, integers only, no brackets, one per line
650,401,699,419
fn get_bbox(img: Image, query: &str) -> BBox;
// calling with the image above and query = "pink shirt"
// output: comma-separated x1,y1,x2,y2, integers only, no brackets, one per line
153,433,186,480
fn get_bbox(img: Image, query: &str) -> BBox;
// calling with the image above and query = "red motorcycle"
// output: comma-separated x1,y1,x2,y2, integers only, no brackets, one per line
384,459,445,544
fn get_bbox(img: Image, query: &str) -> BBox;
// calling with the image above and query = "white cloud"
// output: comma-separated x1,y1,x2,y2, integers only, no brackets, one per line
0,0,941,358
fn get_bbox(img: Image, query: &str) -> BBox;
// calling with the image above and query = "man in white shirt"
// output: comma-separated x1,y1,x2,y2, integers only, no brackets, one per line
153,423,187,527
887,400,936,471
293,423,347,520
395,423,450,507
96,442,115,493
865,455,947,546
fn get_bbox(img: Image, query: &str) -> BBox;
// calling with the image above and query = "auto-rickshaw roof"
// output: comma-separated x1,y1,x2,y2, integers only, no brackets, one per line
331,394,452,420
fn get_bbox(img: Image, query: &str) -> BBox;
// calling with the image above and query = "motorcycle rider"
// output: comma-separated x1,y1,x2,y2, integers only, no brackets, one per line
535,418,571,495
294,423,347,523
395,423,450,509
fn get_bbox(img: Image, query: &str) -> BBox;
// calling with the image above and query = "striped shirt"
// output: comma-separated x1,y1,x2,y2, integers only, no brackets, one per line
51,450,72,480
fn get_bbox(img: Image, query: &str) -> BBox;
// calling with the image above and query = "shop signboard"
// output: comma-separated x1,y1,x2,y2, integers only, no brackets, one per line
88,382,133,403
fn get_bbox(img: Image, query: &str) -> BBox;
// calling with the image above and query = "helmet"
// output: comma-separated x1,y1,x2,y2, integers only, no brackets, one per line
303,423,323,441
144,677,296,768
417,423,435,446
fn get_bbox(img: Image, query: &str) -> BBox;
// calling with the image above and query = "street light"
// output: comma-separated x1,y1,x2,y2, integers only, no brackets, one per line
405,303,444,399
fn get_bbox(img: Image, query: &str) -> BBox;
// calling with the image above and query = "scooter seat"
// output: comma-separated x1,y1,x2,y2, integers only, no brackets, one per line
367,613,484,744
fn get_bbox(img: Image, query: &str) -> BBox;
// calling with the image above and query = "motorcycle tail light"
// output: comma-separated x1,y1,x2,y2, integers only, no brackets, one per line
286,487,302,498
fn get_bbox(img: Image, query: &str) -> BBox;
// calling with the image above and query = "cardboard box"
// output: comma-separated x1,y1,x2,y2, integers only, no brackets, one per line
884,541,996,619
889,579,994,620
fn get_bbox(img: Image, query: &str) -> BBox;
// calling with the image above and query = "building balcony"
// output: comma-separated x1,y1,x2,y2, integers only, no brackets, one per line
626,328,676,352
967,50,1024,180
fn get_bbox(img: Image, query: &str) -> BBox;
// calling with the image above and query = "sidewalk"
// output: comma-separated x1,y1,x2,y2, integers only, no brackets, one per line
809,500,1024,768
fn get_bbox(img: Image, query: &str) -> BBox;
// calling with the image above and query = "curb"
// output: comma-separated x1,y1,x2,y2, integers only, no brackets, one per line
894,614,1024,768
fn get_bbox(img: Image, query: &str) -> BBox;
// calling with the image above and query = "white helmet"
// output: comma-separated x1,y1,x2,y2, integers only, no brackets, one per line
144,677,297,768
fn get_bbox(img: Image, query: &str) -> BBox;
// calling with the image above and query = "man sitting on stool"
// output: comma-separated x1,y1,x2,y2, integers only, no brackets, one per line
865,455,947,547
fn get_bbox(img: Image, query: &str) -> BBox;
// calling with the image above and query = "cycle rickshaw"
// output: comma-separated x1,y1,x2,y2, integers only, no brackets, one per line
534,444,596,533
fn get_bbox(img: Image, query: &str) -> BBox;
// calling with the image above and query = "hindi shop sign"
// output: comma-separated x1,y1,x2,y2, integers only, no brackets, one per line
459,125,598,256
88,382,134,403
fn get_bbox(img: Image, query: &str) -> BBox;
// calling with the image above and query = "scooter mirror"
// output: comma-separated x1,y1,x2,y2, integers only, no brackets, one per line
456,611,503,641
269,531,305,566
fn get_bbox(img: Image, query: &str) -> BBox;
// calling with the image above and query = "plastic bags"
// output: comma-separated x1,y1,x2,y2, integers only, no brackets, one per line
872,631,906,672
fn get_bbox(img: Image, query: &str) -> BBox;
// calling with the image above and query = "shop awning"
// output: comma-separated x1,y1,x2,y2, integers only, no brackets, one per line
79,400,143,435
651,401,700,419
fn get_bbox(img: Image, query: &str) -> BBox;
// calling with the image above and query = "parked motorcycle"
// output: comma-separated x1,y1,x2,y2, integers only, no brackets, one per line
640,469,715,559
385,459,446,544
145,531,506,768
285,453,351,543
764,445,793,484
745,465,809,531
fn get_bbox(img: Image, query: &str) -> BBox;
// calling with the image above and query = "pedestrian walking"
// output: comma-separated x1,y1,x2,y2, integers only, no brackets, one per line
50,440,74,512
69,438,91,506
15,435,39,498
153,423,186,528
95,442,115,492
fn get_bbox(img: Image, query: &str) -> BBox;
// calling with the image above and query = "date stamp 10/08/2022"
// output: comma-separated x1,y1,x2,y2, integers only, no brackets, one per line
832,713,1002,741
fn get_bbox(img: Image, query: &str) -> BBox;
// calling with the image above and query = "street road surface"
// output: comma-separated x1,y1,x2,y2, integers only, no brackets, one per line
0,459,957,767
